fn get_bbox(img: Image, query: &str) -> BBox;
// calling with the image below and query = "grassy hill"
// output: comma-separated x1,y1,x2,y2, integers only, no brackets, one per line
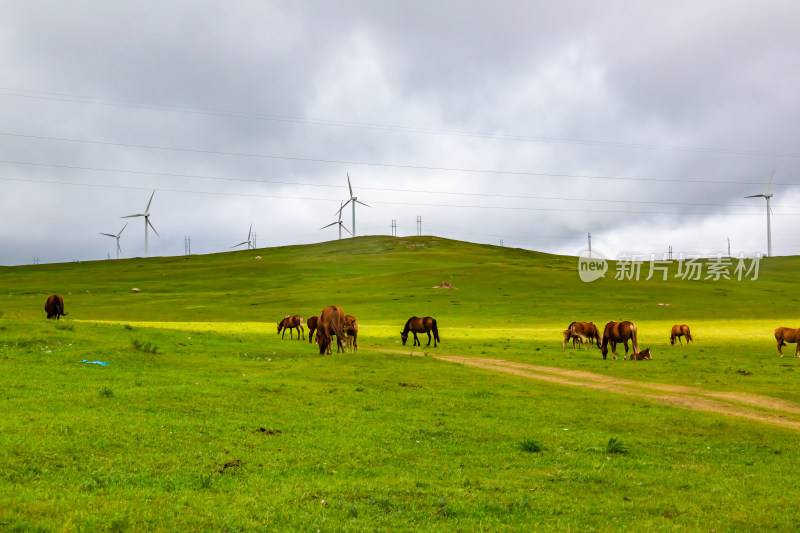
3,235,798,324
2,236,800,531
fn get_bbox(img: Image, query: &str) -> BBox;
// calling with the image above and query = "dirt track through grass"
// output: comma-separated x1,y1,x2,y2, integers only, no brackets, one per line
379,348,800,431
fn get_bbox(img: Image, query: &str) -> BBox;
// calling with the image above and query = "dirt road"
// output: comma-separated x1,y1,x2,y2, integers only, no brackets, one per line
378,349,800,431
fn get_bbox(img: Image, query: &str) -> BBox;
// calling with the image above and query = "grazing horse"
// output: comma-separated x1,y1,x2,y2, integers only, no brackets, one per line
44,294,67,320
306,316,319,344
400,316,440,347
775,327,800,357
670,324,693,345
600,321,640,360
630,348,652,360
343,315,358,353
277,315,304,340
563,321,601,349
317,305,347,355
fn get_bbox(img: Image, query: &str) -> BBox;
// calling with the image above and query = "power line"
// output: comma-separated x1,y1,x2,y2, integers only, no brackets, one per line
0,158,794,209
2,86,799,158
1,174,798,216
0,132,795,186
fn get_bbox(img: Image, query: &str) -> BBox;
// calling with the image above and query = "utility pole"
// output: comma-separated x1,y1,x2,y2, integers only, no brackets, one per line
416,216,422,236
391,220,396,237
727,237,731,257
588,232,592,255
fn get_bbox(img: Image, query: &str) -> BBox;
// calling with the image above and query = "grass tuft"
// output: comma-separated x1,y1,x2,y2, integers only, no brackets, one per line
606,437,628,454
518,439,543,453
99,387,114,398
131,337,159,354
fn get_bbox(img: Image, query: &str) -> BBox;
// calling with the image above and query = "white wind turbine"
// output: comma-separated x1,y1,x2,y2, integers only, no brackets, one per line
745,171,775,257
100,222,128,259
337,173,370,237
121,190,159,258
233,224,253,249
320,201,352,239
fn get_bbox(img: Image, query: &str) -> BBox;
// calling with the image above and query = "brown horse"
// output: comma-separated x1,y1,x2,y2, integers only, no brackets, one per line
344,315,358,353
563,321,601,349
775,327,800,357
670,324,693,345
317,305,347,355
306,316,319,344
400,316,440,347
600,321,640,360
44,294,67,319
277,315,304,340
630,348,652,360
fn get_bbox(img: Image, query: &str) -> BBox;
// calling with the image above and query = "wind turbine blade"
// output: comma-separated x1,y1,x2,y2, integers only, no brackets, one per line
744,194,766,198
100,233,116,237
347,173,353,197
118,222,128,236
121,213,144,218
232,241,248,248
145,190,155,213
117,242,122,253
247,224,252,240
770,206,775,219
147,218,159,237
766,170,775,195
341,224,352,236
355,199,371,208
338,198,352,215
320,221,339,230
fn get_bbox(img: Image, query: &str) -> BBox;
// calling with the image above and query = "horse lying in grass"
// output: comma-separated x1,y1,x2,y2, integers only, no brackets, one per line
670,324,693,345
277,315,304,340
401,316,440,347
775,327,800,357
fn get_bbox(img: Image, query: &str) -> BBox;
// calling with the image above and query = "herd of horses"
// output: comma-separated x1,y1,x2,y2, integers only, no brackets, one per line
277,307,440,355
562,321,700,360
42,294,799,358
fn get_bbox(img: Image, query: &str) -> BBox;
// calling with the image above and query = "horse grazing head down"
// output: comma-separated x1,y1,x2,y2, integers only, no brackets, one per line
44,294,67,320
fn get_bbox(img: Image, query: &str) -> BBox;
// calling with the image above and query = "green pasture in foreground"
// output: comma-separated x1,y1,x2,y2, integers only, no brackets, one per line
2,236,800,531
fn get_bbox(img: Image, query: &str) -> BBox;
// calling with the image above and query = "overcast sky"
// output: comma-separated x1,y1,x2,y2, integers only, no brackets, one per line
1,1,798,266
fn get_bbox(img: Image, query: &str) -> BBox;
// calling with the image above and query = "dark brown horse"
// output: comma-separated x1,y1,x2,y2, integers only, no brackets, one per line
400,316,440,347
775,327,800,357
306,316,319,344
670,324,693,345
317,305,347,355
277,315,304,340
343,315,358,353
44,294,67,320
600,321,640,360
630,348,652,360
563,321,601,349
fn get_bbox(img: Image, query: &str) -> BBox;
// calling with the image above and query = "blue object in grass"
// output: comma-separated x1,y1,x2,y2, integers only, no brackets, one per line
82,360,109,366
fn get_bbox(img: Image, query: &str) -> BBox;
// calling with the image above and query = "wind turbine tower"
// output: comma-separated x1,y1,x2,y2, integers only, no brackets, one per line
233,224,253,249
338,173,370,237
100,222,128,259
121,190,159,258
321,201,351,239
745,171,775,257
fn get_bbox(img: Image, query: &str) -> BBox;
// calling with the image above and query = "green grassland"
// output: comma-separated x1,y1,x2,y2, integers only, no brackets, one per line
2,236,800,531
